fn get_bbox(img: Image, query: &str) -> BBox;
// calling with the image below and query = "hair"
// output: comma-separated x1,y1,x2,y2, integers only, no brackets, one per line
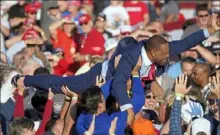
180,57,196,66
31,90,48,115
196,4,208,15
8,117,34,135
0,64,20,88
34,67,50,75
144,35,168,52
79,86,102,114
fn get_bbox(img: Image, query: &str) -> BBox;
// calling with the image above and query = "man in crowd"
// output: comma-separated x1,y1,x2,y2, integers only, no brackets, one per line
73,14,105,65
13,14,219,125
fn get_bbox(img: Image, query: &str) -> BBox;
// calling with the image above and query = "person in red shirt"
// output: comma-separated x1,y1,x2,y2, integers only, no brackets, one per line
73,14,105,65
49,14,77,64
124,0,149,28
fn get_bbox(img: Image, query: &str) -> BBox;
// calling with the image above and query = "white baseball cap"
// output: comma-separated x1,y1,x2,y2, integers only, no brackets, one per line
104,38,119,52
192,118,211,135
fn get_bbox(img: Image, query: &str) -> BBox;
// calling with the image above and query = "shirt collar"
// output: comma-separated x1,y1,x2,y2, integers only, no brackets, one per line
141,47,152,66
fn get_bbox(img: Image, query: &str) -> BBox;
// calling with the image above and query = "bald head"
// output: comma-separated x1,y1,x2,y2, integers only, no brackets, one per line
192,63,211,87
193,63,211,75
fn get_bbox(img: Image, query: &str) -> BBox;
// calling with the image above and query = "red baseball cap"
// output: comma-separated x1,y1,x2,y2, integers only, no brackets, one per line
79,14,91,25
24,3,38,14
82,0,93,5
68,0,81,7
22,28,40,41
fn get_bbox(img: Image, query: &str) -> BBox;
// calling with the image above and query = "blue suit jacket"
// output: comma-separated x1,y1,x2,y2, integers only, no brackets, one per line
24,29,207,106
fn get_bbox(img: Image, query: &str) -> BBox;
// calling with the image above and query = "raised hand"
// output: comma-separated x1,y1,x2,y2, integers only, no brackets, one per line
61,86,78,98
114,55,121,69
175,75,191,95
96,76,106,87
211,75,220,97
132,56,142,76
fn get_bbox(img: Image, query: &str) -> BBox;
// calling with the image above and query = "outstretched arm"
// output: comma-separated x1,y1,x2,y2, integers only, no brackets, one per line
169,13,219,56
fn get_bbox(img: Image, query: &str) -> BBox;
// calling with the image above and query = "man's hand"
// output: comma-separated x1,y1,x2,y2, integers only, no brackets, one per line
61,86,78,98
17,76,25,88
114,55,121,69
208,13,220,34
132,56,142,76
175,75,191,95
48,88,55,100
126,108,135,126
130,30,153,40
109,117,118,135
73,53,86,62
211,75,220,97
95,76,106,87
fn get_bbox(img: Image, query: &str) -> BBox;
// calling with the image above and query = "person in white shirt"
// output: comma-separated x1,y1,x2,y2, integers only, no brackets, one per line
103,0,130,35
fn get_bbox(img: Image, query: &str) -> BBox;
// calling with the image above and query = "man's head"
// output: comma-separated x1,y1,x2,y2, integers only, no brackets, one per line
24,4,38,21
191,63,211,87
18,0,26,6
95,13,106,30
68,0,81,13
57,0,68,12
62,14,77,35
79,14,93,34
181,57,196,76
79,86,106,114
21,58,41,75
196,4,210,28
0,64,20,103
8,117,35,135
145,35,169,66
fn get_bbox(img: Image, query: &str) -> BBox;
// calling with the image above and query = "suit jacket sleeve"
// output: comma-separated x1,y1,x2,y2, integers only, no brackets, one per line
169,29,207,56
24,63,102,94
131,77,145,114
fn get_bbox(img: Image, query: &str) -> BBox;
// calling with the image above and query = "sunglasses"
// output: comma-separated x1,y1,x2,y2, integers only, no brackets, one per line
80,22,88,26
198,14,209,18
145,95,155,99
208,99,220,105
96,18,105,22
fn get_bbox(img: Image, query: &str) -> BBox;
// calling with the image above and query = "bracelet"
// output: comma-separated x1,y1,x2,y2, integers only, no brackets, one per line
65,99,71,102
132,75,139,78
175,93,184,98
72,96,78,101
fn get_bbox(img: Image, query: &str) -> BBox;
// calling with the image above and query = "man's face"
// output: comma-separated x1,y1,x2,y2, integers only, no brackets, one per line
57,1,68,12
27,12,37,20
81,21,92,34
18,0,26,6
63,23,75,34
182,62,195,76
95,17,105,29
152,43,169,66
197,10,210,28
191,65,206,86
98,94,106,113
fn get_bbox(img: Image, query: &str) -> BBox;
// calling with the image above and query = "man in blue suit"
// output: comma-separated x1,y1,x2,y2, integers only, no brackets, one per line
13,14,219,124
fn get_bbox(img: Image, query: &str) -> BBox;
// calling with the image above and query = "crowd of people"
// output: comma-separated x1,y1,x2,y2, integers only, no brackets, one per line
0,0,220,135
